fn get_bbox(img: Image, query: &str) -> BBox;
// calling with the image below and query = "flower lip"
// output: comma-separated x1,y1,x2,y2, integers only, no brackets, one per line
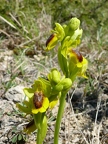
46,34,55,47
72,49,83,62
33,91,44,109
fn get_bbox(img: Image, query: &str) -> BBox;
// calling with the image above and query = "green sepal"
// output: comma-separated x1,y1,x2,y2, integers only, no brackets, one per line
58,46,68,77
70,28,83,46
49,92,61,103
61,36,72,58
16,103,31,114
50,78,72,97
52,23,65,41
51,83,63,95
23,88,34,98
27,78,51,98
23,100,31,108
37,78,52,98
60,78,72,92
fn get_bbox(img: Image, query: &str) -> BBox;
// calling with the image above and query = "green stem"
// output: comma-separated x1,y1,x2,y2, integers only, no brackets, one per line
37,128,42,144
54,91,67,144
33,114,43,144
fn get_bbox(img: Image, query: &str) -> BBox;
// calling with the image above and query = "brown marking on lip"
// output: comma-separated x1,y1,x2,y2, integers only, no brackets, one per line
33,92,44,109
46,34,55,47
72,49,83,62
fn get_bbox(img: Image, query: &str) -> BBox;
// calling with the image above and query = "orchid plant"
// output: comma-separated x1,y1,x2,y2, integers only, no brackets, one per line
16,17,88,144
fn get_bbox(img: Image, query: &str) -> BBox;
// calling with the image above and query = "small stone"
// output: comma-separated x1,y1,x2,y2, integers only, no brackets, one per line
5,85,25,102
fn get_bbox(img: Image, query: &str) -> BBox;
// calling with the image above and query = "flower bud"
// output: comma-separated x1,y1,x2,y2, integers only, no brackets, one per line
52,78,72,93
48,69,61,85
53,83,63,92
60,78,72,91
68,49,88,80
69,17,80,31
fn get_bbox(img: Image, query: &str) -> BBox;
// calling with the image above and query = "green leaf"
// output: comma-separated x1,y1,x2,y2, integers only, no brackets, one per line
18,134,22,141
11,135,18,143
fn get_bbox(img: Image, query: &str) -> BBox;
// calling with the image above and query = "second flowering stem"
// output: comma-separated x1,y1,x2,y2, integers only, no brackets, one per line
54,91,67,144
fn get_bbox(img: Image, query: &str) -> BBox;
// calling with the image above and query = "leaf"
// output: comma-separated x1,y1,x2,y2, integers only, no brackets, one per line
18,134,22,141
11,135,18,143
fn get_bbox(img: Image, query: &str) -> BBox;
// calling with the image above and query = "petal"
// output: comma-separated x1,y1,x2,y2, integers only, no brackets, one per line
23,100,31,108
82,57,88,65
49,99,58,109
81,58,88,73
42,97,49,109
39,107,46,113
23,88,34,98
32,108,39,114
32,106,46,114
71,28,83,42
77,63,82,67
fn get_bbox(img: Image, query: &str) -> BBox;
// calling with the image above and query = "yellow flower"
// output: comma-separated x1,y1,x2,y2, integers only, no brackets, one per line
17,78,51,115
45,23,65,51
68,49,88,79
17,91,49,115
32,91,49,114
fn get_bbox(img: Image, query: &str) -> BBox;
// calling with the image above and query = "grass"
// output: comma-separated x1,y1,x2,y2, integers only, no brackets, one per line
0,0,108,144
